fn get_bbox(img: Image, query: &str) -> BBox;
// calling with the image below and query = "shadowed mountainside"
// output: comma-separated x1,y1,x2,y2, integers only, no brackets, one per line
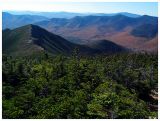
3,24,127,56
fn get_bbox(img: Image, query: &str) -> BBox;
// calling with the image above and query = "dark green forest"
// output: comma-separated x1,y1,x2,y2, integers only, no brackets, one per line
2,52,158,119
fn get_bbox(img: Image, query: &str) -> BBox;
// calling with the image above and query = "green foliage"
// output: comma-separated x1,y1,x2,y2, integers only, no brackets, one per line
87,81,150,119
2,53,158,119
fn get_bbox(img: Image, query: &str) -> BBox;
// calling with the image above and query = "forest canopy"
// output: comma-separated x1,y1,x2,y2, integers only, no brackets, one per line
2,52,158,119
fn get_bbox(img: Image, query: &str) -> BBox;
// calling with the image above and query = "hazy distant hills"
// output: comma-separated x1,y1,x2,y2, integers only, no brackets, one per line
2,12,141,30
2,12,48,29
4,11,141,19
2,12,158,54
3,25,126,56
92,12,141,18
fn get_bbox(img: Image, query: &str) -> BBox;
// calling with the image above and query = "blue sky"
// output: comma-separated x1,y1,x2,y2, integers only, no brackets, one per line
2,1,158,16
54,2,158,16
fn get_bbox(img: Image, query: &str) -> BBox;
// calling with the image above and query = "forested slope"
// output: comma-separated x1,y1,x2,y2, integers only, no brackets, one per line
2,52,158,119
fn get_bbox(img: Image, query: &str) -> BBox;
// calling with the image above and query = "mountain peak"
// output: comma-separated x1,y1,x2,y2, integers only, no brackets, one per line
3,24,76,56
20,24,42,30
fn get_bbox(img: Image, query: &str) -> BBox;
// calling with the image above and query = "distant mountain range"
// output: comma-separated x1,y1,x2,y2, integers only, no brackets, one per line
2,12,158,54
34,14,158,52
2,12,48,29
3,25,126,56
2,12,142,30
4,11,141,19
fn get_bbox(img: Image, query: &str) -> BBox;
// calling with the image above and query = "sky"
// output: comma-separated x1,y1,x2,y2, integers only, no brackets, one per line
1,0,158,16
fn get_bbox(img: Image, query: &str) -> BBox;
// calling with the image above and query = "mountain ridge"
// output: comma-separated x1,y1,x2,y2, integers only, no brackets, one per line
3,12,157,53
3,24,127,56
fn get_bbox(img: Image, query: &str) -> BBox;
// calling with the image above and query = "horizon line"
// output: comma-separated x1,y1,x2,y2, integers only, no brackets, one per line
3,10,158,17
